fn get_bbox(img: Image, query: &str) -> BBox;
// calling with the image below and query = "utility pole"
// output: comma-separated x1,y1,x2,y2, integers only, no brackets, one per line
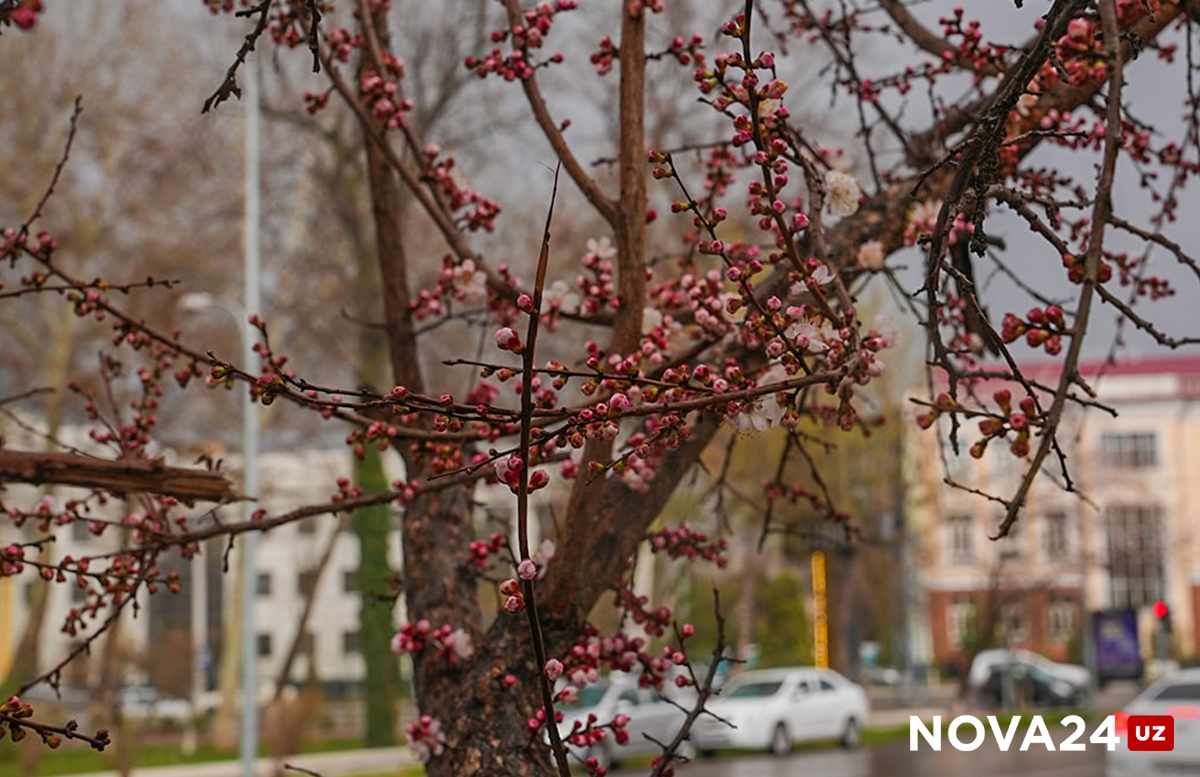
812,550,829,669
240,51,262,777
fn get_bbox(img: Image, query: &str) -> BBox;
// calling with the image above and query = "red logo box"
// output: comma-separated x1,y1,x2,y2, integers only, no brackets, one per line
1127,715,1175,751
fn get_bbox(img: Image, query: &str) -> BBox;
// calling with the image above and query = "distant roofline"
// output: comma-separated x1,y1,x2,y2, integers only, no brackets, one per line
934,353,1200,385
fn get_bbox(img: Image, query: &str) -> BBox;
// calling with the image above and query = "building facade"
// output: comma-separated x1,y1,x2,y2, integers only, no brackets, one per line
906,356,1200,675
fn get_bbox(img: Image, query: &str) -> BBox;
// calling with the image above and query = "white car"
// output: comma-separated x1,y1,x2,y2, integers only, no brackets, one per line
692,667,868,756
1106,668,1200,776
554,672,696,770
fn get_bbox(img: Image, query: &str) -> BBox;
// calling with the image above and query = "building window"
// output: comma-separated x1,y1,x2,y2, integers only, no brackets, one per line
298,631,315,657
1047,598,1076,643
343,571,357,593
1107,505,1165,609
257,633,272,658
946,516,974,565
257,573,272,596
71,519,92,543
947,596,976,647
298,519,317,535
1100,432,1158,468
1000,601,1026,643
1043,513,1070,560
298,571,319,597
342,631,361,655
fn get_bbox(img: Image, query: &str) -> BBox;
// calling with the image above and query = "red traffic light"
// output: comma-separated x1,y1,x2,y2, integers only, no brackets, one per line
1152,601,1169,619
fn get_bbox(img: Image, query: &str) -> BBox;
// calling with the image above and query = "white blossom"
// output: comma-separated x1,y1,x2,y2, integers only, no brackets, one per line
542,279,581,315
824,170,862,217
586,235,617,261
451,259,487,304
857,240,885,270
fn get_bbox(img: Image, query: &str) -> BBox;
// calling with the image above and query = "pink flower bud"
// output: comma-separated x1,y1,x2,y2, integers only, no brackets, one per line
495,327,523,352
544,658,564,681
504,595,525,613
528,469,550,491
518,559,538,580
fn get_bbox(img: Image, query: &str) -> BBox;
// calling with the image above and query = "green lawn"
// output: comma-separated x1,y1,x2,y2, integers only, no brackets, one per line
0,735,371,777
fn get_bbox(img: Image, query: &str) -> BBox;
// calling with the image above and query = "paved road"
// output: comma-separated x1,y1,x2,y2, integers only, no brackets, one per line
614,738,1105,777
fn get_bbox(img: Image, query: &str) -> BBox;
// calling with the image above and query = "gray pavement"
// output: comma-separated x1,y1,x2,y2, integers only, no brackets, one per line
614,735,1105,777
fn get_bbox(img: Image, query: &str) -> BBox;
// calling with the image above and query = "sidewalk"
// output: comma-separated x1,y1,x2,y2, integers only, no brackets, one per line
870,706,947,728
60,746,416,777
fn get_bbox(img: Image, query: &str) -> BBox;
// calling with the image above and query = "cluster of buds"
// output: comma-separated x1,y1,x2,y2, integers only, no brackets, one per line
645,524,729,567
914,391,960,431
430,625,474,665
465,2,580,82
405,715,446,763
1,696,39,744
614,587,674,638
1001,305,1067,355
492,455,551,495
390,619,432,655
329,476,364,504
358,65,413,130
973,389,1042,459
499,578,526,613
424,151,501,233
391,621,473,665
467,532,507,568
590,35,618,75
1061,252,1113,285
1,544,27,576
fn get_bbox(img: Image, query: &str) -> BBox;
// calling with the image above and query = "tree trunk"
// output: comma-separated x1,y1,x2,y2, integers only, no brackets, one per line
352,447,400,747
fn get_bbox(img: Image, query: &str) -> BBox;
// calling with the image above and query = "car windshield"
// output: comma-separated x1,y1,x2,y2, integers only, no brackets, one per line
1153,682,1200,701
561,683,610,709
726,681,783,699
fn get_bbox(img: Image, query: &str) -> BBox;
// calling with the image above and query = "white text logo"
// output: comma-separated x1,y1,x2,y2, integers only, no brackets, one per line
909,715,1120,752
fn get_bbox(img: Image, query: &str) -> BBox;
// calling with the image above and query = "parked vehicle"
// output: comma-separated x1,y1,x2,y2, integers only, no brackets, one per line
1107,668,1200,776
116,685,194,723
967,649,1090,707
980,664,1081,707
554,672,695,770
692,667,868,756
862,664,902,686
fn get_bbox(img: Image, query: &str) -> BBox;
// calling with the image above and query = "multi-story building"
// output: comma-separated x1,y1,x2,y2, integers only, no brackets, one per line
906,355,1200,675
0,430,407,699
0,419,551,702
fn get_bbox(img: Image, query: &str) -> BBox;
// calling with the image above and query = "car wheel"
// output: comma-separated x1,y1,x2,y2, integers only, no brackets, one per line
769,722,791,757
840,717,862,749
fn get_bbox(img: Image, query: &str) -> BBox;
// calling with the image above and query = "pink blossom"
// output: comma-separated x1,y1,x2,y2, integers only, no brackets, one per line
543,658,564,681
517,559,538,580
495,327,523,352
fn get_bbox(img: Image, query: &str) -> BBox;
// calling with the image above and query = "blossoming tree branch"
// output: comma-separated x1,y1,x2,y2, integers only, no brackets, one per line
1,0,1199,775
